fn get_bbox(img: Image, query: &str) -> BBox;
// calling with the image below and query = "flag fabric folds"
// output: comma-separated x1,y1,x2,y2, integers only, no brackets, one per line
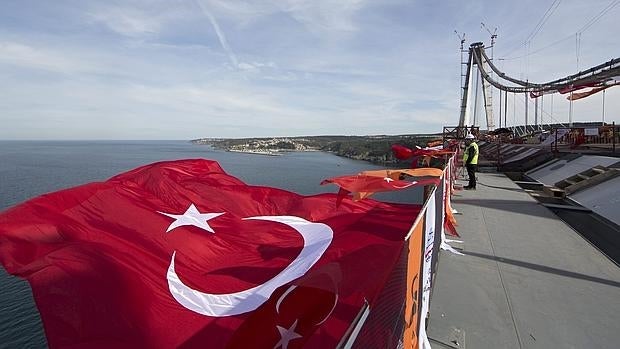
391,144,454,160
566,83,618,101
0,159,421,349
391,144,414,160
360,168,444,179
321,168,441,202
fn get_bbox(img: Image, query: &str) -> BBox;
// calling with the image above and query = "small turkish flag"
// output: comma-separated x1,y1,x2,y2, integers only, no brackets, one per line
391,144,414,160
321,174,440,202
392,144,454,164
0,159,420,348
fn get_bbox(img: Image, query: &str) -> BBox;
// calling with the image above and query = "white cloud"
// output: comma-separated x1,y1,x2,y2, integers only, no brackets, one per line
205,0,367,33
195,0,240,67
88,6,163,37
0,0,617,140
0,41,92,74
278,0,366,33
205,0,278,25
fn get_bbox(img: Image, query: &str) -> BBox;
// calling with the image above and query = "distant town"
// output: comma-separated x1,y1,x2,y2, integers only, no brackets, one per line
191,134,441,164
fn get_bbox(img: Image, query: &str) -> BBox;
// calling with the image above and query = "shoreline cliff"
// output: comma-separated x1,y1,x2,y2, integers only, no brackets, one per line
191,134,441,165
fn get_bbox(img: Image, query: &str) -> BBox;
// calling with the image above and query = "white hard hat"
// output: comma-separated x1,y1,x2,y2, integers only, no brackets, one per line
465,133,475,139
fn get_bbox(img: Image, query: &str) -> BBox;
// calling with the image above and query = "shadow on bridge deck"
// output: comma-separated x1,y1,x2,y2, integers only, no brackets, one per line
427,172,620,349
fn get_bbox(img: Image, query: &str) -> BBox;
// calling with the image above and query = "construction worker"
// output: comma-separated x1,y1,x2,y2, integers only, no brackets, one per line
463,133,479,190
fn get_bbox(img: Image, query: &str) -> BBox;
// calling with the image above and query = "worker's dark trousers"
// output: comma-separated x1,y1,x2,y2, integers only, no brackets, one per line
466,163,477,188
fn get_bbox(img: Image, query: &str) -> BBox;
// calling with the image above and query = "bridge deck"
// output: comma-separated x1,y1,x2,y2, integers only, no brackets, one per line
427,172,620,349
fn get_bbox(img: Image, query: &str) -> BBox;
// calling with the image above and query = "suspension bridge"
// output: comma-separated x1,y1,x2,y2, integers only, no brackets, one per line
457,42,619,135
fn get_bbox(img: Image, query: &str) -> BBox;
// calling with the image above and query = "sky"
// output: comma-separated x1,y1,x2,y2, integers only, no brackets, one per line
0,0,618,140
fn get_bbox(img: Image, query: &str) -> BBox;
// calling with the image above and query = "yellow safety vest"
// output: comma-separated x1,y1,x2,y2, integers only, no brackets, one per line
463,142,479,165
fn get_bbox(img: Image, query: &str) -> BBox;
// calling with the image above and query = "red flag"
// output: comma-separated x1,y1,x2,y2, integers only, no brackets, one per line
360,168,444,179
321,174,440,201
391,144,414,160
0,159,421,349
566,83,618,101
444,217,459,238
392,144,452,161
558,82,600,94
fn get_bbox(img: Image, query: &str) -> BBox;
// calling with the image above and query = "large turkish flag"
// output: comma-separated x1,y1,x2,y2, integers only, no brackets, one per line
0,159,420,348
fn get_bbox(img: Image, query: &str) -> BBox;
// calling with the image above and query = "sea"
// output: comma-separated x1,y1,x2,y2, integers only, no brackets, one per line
0,140,422,348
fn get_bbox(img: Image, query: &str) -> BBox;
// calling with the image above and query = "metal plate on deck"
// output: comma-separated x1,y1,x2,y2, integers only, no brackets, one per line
569,175,620,226
527,155,620,186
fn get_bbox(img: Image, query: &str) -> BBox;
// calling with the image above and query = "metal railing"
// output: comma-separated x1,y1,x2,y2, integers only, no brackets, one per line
552,123,618,153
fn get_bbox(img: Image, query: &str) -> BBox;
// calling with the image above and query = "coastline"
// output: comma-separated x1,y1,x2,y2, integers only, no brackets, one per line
230,147,404,167
227,149,281,156
191,134,441,166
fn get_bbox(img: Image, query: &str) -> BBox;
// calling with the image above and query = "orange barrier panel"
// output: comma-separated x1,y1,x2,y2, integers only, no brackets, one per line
403,219,424,349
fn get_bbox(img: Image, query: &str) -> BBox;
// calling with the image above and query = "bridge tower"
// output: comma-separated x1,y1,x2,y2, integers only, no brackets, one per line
459,42,495,131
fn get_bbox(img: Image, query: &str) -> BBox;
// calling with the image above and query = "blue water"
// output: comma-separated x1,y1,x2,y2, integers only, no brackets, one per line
0,140,421,348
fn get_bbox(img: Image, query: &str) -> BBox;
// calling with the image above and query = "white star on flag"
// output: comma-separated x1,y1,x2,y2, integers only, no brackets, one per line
383,177,394,183
274,319,302,349
158,204,224,233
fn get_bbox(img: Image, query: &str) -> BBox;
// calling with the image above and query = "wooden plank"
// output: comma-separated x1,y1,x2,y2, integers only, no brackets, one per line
564,169,620,195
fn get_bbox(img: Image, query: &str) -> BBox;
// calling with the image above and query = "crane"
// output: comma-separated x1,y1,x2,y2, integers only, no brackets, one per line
480,22,498,48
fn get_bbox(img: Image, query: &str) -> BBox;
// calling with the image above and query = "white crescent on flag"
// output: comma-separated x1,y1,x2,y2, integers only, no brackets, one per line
166,215,333,317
